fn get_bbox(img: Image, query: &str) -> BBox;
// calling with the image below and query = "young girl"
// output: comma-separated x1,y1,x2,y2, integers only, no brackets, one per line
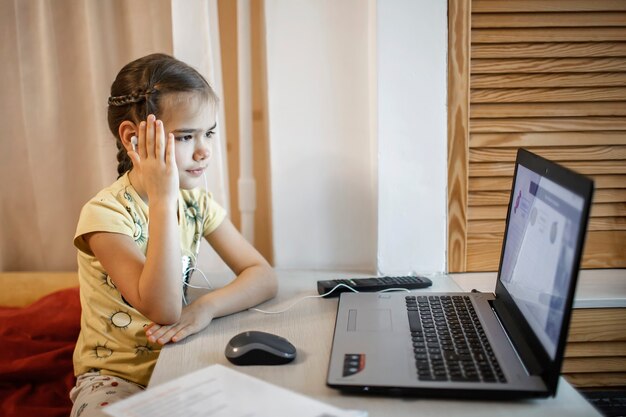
70,53,278,416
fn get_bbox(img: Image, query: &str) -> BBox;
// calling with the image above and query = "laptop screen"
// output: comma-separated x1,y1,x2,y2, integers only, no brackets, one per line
499,163,585,359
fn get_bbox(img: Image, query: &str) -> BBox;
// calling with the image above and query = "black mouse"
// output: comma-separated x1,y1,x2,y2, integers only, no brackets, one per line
225,330,296,365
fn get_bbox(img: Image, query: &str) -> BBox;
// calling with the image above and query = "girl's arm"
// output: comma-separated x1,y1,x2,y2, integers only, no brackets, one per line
86,116,183,324
144,218,278,345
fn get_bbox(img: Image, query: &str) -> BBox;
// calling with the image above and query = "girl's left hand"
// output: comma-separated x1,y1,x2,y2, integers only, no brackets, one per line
144,301,215,345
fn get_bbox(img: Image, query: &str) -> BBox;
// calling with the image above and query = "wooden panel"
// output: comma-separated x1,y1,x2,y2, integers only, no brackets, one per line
472,57,626,73
471,87,626,103
567,308,626,342
472,73,626,89
447,0,471,273
469,160,626,177
473,12,626,28
220,0,273,262
472,42,626,58
562,357,626,373
469,146,626,162
469,203,626,219
470,131,626,147
468,188,626,205
466,231,626,270
564,372,626,388
469,188,626,205
468,217,626,234
452,0,626,272
467,220,506,234
473,0,626,13
217,0,241,230
472,102,626,118
468,191,511,206
473,28,626,43
467,206,502,220
586,216,626,231
565,341,626,358
470,174,626,191
470,117,626,133
251,0,274,263
469,176,514,192
475,102,626,119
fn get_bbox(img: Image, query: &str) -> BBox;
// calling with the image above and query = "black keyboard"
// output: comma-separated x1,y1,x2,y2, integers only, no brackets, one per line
317,276,432,297
405,295,506,383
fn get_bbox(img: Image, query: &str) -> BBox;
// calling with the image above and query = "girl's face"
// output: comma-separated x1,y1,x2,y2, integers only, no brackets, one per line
159,93,217,190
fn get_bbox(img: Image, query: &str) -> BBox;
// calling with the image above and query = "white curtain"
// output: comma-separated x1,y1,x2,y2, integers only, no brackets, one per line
0,0,228,272
171,0,231,274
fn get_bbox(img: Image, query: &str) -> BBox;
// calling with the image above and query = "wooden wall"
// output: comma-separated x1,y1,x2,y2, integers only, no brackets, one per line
448,0,626,272
218,0,273,263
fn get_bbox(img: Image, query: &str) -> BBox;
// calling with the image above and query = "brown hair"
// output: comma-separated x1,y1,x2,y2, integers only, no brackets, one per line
107,53,218,177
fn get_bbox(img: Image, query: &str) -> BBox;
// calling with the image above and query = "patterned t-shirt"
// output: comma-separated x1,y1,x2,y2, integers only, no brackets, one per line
73,172,226,386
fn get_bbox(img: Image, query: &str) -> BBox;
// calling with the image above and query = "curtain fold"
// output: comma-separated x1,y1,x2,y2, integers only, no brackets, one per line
0,0,180,271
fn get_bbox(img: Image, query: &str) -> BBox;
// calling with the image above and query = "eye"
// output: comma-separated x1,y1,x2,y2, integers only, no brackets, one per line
175,134,193,142
205,130,215,138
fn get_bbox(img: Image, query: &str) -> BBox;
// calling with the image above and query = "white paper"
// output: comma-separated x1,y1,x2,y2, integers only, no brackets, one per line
103,364,366,417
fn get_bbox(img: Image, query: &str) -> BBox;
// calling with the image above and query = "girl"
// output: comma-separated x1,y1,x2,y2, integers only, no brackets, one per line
70,53,277,416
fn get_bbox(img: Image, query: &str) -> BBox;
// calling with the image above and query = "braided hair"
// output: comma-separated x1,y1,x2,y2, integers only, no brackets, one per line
107,53,218,177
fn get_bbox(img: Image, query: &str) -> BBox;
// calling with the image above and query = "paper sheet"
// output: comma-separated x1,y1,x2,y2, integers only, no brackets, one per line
103,364,366,417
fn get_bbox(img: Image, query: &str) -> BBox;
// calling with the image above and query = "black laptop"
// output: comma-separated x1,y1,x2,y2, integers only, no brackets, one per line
327,148,594,399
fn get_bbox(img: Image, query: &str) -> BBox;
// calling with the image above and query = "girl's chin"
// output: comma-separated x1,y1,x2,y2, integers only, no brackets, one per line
179,178,204,190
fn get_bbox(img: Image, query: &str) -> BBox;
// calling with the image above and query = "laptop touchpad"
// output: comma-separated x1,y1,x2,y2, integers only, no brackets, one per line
347,309,392,332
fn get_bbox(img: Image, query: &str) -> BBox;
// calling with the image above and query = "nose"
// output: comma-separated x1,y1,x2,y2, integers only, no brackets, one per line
194,139,211,161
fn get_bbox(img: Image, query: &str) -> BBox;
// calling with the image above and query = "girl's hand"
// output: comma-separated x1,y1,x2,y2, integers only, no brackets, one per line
128,114,179,205
144,300,215,345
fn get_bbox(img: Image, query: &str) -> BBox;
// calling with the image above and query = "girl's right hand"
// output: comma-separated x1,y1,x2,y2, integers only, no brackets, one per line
128,114,179,205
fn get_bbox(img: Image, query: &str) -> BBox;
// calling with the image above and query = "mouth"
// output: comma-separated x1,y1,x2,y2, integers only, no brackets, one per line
186,167,207,176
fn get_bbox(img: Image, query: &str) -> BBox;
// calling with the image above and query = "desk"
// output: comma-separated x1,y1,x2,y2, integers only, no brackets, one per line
149,270,600,416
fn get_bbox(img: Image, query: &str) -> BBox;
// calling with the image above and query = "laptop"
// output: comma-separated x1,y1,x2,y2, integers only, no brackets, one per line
327,148,594,399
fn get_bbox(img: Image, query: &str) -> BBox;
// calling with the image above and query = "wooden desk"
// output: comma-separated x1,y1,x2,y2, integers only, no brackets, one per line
149,270,600,416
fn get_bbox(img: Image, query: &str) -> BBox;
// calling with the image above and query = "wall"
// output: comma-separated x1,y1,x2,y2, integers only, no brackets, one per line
377,0,448,274
264,0,448,273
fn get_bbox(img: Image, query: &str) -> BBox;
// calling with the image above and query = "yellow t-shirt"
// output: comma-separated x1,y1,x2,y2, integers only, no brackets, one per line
73,172,226,386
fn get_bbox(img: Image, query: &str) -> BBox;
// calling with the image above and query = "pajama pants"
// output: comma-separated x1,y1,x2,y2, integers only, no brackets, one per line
69,371,144,417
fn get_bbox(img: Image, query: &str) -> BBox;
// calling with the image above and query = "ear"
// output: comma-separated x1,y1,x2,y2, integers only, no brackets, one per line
119,121,138,152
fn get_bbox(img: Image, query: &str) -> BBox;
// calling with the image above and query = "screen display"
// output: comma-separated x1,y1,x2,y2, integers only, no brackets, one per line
499,164,585,359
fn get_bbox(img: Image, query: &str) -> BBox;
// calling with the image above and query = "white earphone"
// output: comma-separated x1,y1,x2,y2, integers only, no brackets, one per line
130,135,138,151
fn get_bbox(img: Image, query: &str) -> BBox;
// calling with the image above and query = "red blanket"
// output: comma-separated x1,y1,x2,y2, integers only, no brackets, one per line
0,287,80,417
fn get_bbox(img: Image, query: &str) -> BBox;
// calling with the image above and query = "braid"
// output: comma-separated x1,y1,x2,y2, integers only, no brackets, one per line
116,140,133,178
108,88,158,107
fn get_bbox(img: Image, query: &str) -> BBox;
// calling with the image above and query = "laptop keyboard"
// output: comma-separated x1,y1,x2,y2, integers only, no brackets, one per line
405,295,507,383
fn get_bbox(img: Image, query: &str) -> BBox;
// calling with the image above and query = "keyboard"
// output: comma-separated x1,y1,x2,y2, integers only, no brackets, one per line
317,276,432,297
405,295,506,383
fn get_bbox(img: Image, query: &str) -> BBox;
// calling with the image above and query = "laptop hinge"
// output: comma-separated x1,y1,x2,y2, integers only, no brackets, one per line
491,298,544,376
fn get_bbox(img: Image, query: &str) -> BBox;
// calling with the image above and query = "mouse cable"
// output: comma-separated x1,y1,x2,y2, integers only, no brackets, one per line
249,283,411,315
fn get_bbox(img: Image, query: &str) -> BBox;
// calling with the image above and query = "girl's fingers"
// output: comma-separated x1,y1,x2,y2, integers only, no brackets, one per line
146,325,169,343
165,133,176,167
171,327,190,343
137,121,147,159
144,323,159,335
127,149,140,168
156,326,181,345
155,119,165,160
145,114,156,158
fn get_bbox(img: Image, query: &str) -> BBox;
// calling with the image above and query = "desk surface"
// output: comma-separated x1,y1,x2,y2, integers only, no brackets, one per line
451,269,626,308
149,270,600,417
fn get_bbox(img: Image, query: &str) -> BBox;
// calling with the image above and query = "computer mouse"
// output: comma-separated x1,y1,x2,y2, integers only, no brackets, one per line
225,330,297,365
